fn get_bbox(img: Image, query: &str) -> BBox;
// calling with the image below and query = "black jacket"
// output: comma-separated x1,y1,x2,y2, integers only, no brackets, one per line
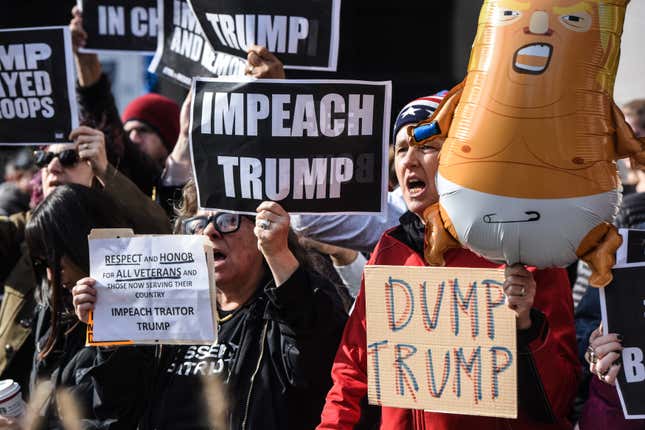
30,307,154,430
142,266,348,430
76,74,183,216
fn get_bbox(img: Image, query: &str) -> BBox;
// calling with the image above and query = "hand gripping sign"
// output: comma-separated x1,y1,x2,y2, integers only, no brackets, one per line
409,0,645,287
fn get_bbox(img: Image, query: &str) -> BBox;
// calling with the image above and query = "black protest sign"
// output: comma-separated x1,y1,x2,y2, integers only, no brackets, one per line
79,0,159,54
148,0,246,88
188,0,340,71
600,229,645,419
190,78,391,215
0,27,79,146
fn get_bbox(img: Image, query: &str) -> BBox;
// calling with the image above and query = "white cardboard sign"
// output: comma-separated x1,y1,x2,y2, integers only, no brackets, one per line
88,230,217,345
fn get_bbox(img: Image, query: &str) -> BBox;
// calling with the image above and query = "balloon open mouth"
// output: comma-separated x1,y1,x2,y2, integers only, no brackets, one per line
513,43,552,75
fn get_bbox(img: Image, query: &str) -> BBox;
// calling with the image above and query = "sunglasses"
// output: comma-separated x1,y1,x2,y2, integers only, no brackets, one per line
33,149,80,168
182,213,244,235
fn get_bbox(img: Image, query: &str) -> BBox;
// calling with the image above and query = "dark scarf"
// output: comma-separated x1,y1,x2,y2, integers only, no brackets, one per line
392,211,426,256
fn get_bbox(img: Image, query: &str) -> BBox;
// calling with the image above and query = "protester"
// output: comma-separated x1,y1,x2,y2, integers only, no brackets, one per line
0,127,170,404
570,98,645,428
71,181,348,429
0,151,35,217
0,184,155,429
317,95,579,429
120,93,180,170
289,95,448,254
577,319,645,429
575,200,645,429
623,100,645,141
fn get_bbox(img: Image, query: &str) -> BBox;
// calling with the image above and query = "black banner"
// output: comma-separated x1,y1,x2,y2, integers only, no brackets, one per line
190,78,390,214
601,229,645,419
148,0,246,88
79,0,158,54
188,0,340,71
0,26,78,145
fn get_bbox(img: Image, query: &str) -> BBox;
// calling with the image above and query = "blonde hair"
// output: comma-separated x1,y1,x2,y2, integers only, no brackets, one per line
173,179,198,233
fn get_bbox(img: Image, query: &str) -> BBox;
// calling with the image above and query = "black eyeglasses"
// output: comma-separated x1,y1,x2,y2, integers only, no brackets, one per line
33,149,80,168
182,213,243,235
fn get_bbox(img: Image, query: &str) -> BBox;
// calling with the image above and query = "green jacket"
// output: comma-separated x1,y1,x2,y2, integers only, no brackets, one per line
0,212,36,391
0,164,172,391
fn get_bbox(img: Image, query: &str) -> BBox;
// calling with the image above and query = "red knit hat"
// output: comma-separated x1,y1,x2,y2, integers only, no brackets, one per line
121,93,180,153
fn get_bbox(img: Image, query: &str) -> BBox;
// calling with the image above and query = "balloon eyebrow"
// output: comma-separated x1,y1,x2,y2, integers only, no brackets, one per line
497,0,530,11
553,2,593,15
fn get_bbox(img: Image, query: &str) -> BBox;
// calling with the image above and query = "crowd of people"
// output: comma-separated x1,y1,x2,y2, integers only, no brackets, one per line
0,5,644,430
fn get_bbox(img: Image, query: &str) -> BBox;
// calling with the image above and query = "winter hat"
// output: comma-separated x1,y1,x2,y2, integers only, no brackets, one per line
121,93,180,153
392,91,448,142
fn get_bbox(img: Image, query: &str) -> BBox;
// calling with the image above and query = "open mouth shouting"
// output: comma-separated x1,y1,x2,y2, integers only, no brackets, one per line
406,177,427,197
513,43,552,75
212,249,227,266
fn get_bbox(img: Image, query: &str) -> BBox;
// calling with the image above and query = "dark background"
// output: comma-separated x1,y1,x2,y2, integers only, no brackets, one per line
288,1,456,114
0,0,483,114
165,0,484,118
0,0,484,170
0,0,77,28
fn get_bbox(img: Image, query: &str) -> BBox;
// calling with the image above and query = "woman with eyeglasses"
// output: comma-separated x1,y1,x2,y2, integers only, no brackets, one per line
0,184,156,430
71,180,348,430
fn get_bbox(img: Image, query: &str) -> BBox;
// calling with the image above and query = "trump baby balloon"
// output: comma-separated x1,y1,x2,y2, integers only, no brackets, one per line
411,0,645,287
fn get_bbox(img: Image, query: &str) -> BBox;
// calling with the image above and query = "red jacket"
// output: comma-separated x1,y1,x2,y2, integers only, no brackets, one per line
318,227,579,430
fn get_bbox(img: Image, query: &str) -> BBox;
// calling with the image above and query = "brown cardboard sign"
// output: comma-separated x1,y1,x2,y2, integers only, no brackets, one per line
364,265,517,418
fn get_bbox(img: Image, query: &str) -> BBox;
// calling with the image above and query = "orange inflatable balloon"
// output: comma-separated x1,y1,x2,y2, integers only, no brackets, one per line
411,0,645,287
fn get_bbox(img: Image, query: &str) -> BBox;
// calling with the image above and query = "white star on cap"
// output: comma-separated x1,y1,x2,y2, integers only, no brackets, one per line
401,106,418,118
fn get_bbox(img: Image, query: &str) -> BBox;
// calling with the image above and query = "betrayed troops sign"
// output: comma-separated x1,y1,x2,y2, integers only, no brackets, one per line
0,27,79,146
78,0,159,54
190,78,391,215
188,0,340,71
149,0,246,88
600,228,645,419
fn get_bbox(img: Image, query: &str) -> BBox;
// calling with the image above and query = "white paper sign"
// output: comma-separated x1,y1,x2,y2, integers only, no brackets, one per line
89,234,216,344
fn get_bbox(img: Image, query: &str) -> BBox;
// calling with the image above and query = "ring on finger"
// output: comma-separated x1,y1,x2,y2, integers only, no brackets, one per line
258,219,271,230
248,65,255,74
519,286,526,297
598,368,609,382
